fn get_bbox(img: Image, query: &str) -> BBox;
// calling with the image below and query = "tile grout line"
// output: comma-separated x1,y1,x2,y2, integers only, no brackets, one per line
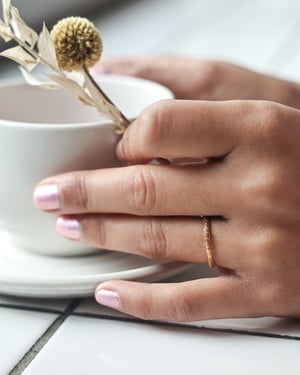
72,312,300,341
2,300,299,341
8,299,83,375
2,302,300,343
3,301,299,341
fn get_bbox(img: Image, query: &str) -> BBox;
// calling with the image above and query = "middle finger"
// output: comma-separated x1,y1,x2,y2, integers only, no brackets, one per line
33,163,235,217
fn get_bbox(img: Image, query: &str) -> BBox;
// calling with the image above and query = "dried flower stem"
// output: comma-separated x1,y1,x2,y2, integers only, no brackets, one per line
82,65,130,132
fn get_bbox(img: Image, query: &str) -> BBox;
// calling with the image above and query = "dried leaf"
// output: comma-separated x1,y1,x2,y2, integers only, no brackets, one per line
83,69,121,123
10,6,38,46
0,45,37,71
47,73,94,106
2,0,11,25
38,23,59,71
20,66,59,89
66,70,85,87
0,18,12,41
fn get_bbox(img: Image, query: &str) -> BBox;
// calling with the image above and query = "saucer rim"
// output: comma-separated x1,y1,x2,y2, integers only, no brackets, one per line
0,234,191,298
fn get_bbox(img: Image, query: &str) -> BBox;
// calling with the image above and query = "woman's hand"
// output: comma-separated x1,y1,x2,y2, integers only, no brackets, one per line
33,99,300,322
93,56,300,109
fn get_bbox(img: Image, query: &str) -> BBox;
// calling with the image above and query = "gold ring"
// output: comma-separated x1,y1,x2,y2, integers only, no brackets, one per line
203,217,215,268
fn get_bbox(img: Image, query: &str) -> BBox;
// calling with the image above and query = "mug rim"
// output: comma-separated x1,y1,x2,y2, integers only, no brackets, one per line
0,74,173,129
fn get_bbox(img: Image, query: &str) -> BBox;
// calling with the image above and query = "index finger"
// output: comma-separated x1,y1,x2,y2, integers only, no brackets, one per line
117,99,253,162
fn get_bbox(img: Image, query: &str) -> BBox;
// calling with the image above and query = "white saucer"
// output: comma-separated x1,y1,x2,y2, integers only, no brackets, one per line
0,234,191,298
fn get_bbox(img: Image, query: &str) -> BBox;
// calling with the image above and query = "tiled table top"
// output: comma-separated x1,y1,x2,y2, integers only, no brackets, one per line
1,0,300,374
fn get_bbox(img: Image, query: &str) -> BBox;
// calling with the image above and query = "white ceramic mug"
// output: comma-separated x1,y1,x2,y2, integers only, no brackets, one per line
0,75,173,256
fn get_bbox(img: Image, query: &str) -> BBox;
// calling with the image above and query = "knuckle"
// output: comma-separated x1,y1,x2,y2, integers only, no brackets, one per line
123,99,175,159
250,229,283,266
264,167,286,201
132,63,153,78
136,293,155,321
240,164,286,216
239,101,288,149
247,229,296,302
70,173,89,210
95,217,107,248
167,288,195,322
255,101,286,143
124,167,158,215
256,278,288,316
242,229,300,316
194,62,222,98
140,220,168,259
138,99,175,150
138,305,153,321
239,104,298,217
137,288,195,322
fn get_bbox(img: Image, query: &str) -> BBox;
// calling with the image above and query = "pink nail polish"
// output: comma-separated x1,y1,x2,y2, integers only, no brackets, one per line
95,289,121,309
33,185,60,210
56,217,80,240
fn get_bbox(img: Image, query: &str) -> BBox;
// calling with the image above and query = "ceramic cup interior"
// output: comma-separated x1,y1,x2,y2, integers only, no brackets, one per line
0,75,173,256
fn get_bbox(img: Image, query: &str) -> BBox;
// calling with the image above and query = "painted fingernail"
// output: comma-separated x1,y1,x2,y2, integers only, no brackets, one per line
95,289,121,309
56,217,80,240
33,184,60,210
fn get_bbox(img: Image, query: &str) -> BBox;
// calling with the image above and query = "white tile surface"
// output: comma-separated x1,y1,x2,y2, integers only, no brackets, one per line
0,307,58,375
24,316,299,375
75,298,300,339
189,317,300,338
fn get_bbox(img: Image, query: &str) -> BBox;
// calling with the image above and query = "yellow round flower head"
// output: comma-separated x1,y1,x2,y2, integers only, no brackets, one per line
51,17,103,72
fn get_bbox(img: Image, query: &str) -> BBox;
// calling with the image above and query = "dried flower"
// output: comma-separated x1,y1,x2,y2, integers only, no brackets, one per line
51,17,103,72
0,1,129,132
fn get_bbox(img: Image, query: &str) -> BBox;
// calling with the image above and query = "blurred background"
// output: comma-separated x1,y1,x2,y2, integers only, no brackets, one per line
1,0,300,81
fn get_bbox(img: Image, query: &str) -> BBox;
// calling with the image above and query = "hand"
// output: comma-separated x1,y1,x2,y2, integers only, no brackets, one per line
93,56,300,109
33,99,300,322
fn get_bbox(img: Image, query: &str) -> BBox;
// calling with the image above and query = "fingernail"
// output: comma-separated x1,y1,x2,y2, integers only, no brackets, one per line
56,217,80,240
116,141,125,161
171,157,209,166
95,289,121,309
33,184,60,210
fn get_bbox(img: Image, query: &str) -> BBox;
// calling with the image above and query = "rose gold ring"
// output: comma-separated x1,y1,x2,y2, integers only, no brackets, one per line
203,217,215,268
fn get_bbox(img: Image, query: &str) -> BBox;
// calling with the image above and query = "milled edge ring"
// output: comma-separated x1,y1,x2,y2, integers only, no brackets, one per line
203,217,215,268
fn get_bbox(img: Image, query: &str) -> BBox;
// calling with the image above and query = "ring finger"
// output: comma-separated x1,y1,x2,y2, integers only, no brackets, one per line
55,214,241,268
